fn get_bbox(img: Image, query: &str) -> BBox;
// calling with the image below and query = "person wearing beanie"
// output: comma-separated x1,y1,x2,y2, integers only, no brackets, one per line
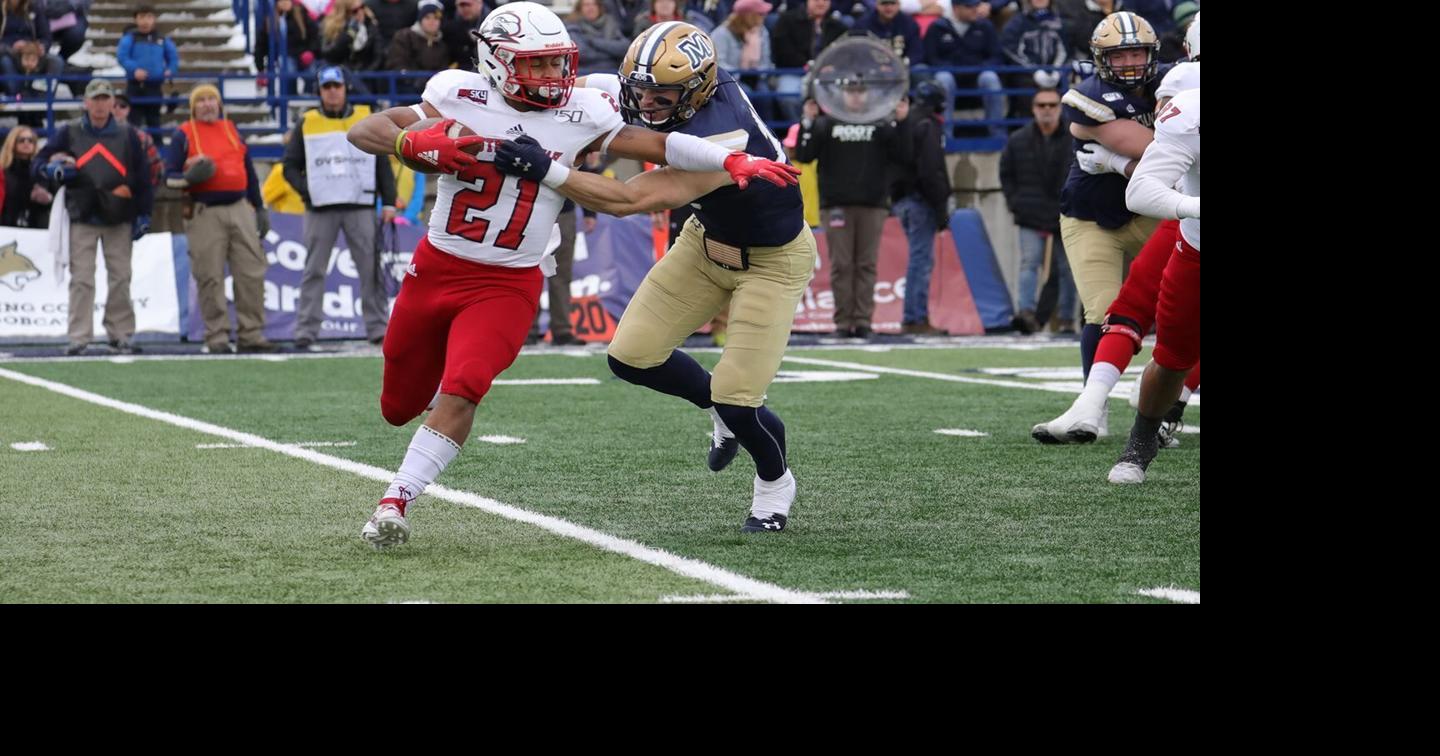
385,0,454,94
164,83,278,354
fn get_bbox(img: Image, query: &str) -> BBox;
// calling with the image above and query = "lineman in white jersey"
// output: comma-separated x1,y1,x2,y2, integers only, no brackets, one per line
344,2,799,548
1110,86,1200,485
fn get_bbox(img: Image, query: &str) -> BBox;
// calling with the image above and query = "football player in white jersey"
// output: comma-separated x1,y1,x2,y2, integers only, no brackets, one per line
344,2,798,548
1109,86,1200,485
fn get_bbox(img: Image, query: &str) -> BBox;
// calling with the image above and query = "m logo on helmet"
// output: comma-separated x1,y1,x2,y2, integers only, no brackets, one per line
676,34,713,70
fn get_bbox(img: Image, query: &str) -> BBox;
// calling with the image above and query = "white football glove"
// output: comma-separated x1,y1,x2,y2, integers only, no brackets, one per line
1076,143,1131,176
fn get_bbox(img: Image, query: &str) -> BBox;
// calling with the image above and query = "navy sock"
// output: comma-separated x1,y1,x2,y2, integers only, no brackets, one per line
1080,324,1103,382
715,404,788,481
608,351,712,409
756,405,787,461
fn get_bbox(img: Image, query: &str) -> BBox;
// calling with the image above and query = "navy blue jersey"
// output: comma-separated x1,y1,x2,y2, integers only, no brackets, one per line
1059,64,1171,229
675,70,805,247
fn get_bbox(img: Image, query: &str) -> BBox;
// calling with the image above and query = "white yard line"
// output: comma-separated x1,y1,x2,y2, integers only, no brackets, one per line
9,441,51,451
1137,587,1200,604
0,366,825,604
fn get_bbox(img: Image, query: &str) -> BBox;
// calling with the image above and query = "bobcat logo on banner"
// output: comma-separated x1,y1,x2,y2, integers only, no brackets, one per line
0,241,41,292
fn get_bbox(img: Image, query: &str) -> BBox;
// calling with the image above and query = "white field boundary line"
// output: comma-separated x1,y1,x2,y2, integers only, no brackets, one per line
0,366,824,605
1136,587,1200,604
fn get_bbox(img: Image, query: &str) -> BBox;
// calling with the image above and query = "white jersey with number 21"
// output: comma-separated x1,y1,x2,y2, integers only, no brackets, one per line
421,68,624,267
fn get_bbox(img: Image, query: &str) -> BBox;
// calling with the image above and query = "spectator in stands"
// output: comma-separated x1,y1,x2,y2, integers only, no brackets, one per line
284,66,396,349
772,0,846,119
367,0,418,51
112,94,165,191
711,0,775,113
923,0,1005,137
257,0,321,95
1123,0,1175,38
322,0,383,80
1055,0,1110,61
795,84,910,339
890,81,951,335
606,0,649,38
0,0,48,56
634,0,714,36
442,0,487,69
1,38,61,101
45,0,90,61
387,0,453,93
165,84,277,354
35,79,154,356
1,125,50,228
999,83,1074,333
855,0,920,63
117,6,178,130
1158,1,1196,63
999,0,1069,111
693,0,733,28
567,0,630,77
774,0,846,69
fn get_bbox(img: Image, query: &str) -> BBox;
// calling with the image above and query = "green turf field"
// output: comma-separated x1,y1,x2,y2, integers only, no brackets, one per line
0,343,1199,603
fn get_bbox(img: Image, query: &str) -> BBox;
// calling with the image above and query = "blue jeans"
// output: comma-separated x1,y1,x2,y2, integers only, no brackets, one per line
893,195,938,324
1017,226,1075,318
931,69,1006,138
775,73,804,122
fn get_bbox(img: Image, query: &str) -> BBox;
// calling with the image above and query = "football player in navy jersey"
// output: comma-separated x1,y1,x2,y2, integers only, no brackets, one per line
495,21,814,533
1031,10,1172,444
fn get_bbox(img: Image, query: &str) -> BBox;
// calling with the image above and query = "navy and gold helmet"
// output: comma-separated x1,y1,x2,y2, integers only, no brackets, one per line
618,22,720,130
1090,11,1161,88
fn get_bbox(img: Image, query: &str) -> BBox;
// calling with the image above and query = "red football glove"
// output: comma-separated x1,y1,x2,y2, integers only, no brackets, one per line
395,118,487,174
722,152,801,190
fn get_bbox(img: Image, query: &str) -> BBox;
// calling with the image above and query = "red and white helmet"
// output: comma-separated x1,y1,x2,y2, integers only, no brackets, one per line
473,2,579,108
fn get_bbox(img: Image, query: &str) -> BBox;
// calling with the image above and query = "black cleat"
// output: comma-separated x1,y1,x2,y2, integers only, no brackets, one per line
708,434,740,472
741,513,788,533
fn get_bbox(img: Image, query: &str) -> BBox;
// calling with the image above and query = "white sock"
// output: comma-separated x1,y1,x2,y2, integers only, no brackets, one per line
384,425,461,508
1179,386,1193,403
752,469,796,519
1079,362,1122,408
707,407,734,438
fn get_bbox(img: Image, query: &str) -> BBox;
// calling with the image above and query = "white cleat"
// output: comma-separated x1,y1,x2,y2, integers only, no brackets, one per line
744,470,796,533
1108,461,1148,484
1034,400,1108,444
361,501,411,549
